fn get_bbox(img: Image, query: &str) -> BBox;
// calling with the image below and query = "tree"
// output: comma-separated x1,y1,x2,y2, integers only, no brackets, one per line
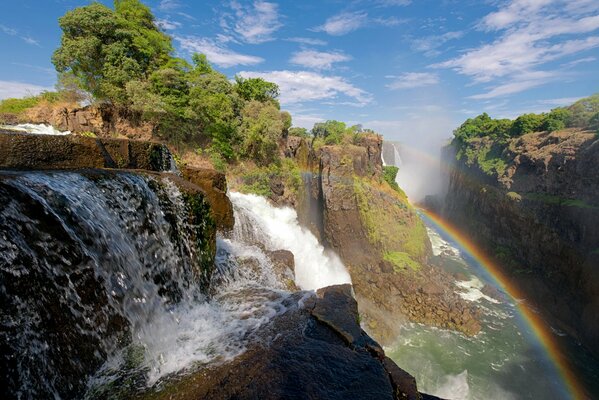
52,0,172,103
567,94,599,128
288,127,309,138
280,111,292,137
239,100,284,165
509,113,545,137
234,76,280,104
542,108,571,132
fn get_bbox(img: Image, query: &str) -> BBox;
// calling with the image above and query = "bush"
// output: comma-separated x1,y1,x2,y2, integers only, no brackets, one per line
383,166,401,192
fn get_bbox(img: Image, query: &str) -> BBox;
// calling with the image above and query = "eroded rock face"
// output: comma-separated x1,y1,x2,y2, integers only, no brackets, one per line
180,166,235,231
291,135,480,343
137,285,441,400
444,129,599,357
0,131,172,172
24,104,154,141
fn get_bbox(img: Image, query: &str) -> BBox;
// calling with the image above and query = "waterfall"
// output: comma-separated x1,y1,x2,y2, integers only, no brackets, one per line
0,171,290,399
229,192,351,291
393,144,403,167
1,123,71,135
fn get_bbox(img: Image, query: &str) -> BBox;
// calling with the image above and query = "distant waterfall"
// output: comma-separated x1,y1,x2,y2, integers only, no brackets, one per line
382,141,403,168
229,192,351,290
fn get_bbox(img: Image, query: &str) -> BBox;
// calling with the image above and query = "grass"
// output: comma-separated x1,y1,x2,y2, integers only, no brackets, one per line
384,251,421,272
0,92,62,115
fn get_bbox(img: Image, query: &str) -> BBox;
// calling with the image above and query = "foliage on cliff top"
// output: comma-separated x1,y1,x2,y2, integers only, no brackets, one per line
353,177,429,270
453,93,599,144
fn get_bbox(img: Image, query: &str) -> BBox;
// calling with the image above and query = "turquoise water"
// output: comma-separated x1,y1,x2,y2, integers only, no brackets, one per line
387,223,599,400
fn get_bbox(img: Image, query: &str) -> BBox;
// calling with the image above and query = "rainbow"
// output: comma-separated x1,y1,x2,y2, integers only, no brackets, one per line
419,208,590,400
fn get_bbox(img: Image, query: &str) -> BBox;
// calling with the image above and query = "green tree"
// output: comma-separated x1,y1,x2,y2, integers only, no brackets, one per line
509,113,545,137
567,94,599,128
280,111,292,137
288,127,309,137
542,108,571,132
52,0,172,103
234,76,280,104
239,100,284,165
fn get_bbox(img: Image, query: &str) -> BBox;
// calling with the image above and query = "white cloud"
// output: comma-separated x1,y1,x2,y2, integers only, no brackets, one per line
435,0,599,98
0,81,53,100
411,31,463,57
538,96,584,106
313,11,405,35
225,1,282,44
159,0,180,11
1,24,39,46
290,50,351,70
156,18,181,30
176,36,263,68
313,11,369,36
237,70,372,106
562,56,596,67
387,72,439,90
290,113,325,129
286,37,327,46
468,70,557,99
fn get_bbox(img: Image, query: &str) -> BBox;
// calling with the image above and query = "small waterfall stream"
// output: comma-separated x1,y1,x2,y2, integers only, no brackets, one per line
0,172,350,399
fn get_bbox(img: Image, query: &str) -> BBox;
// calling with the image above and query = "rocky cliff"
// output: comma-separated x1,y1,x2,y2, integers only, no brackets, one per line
283,134,480,344
444,128,599,357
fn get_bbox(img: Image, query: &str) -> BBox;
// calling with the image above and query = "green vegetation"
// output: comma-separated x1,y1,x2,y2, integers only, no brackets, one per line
453,94,599,143
524,193,599,209
354,177,428,269
236,158,302,198
311,120,372,145
383,166,401,192
457,142,508,176
0,92,62,114
384,251,421,272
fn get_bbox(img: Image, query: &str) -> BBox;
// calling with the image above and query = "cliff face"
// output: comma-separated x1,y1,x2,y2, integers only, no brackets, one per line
444,129,599,357
290,135,481,344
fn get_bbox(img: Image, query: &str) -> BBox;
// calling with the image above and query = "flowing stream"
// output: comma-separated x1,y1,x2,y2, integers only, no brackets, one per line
0,172,350,399
387,220,599,399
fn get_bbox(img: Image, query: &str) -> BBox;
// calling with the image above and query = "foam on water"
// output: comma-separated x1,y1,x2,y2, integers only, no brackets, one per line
426,226,461,258
2,123,71,135
455,277,500,304
229,192,351,290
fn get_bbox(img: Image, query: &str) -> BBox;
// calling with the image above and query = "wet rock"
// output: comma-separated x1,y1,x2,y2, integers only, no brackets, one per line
180,166,234,231
0,131,172,172
444,129,599,357
266,249,298,291
137,287,441,400
481,284,503,301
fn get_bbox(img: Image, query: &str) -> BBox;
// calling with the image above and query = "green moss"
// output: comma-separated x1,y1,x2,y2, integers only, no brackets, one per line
79,131,97,138
384,251,421,272
506,192,522,202
524,193,599,209
354,177,428,263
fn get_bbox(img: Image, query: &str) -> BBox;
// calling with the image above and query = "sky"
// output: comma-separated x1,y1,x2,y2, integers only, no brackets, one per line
1,0,599,150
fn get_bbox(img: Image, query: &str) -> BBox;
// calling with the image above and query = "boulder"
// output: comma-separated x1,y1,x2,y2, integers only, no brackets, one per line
180,166,235,231
135,286,441,400
0,131,172,172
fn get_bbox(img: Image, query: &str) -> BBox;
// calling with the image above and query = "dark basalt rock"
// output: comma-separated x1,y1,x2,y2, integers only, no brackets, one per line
0,131,173,172
138,285,442,400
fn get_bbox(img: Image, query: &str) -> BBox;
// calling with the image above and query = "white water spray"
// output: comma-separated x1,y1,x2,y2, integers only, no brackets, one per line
229,192,351,290
2,123,71,135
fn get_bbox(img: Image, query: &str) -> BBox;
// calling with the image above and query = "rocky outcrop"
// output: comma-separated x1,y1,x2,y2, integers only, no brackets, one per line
181,166,234,231
0,131,234,233
444,129,599,357
24,103,154,140
290,134,480,344
0,169,216,399
137,285,442,400
0,131,172,172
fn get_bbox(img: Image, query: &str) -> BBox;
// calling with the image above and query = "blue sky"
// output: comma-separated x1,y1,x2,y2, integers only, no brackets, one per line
1,0,599,146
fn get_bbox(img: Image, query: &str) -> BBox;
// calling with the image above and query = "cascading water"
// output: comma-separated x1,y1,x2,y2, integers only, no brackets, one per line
0,123,71,135
228,192,351,291
0,171,289,399
0,172,351,399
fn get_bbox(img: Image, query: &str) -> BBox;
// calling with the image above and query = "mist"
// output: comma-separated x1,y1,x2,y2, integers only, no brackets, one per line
368,108,457,203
